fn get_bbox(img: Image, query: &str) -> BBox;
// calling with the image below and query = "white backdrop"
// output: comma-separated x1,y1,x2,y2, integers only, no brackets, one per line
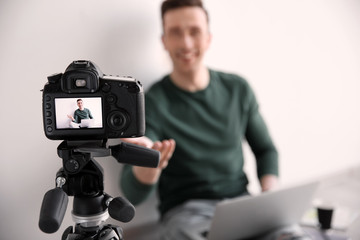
0,0,359,239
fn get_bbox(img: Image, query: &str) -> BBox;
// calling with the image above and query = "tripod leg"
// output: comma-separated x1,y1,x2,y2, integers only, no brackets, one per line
61,226,73,240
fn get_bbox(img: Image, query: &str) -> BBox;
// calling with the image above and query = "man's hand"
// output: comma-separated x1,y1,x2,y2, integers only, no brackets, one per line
67,114,75,122
260,174,279,192
121,136,176,184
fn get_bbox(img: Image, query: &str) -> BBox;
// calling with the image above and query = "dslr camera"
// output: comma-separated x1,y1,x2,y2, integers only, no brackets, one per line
42,60,145,140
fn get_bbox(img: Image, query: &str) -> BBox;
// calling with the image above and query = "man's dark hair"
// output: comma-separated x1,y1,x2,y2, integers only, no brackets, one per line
77,99,83,103
161,0,209,22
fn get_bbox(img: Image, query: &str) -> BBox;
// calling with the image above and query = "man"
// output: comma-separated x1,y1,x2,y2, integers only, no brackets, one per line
121,0,284,239
67,98,93,124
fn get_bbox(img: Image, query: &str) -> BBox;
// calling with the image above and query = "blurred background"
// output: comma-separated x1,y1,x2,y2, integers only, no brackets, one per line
0,0,359,239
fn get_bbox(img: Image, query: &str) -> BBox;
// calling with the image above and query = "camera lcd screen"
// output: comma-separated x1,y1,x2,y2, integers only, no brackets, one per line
55,97,103,129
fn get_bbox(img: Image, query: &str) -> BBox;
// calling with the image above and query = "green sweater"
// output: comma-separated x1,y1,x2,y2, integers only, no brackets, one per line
73,108,93,123
121,69,278,216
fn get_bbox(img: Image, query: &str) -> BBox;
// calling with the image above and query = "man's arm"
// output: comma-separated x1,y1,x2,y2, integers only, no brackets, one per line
246,110,279,192
122,137,175,183
244,83,279,192
86,108,93,119
73,110,79,123
260,174,279,192
67,114,75,122
120,136,176,205
133,139,175,184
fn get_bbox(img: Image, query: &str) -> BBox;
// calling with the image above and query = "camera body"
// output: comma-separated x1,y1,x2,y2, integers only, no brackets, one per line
42,60,145,140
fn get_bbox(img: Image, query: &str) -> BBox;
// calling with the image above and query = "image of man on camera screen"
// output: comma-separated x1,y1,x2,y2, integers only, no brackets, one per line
67,98,93,125
54,97,102,129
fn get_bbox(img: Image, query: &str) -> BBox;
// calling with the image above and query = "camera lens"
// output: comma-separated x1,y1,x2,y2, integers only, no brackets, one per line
108,111,129,131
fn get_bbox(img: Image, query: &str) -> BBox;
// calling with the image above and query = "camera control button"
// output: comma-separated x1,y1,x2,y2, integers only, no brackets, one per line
47,119,52,125
45,95,51,102
46,103,51,109
108,111,128,131
102,83,111,93
46,111,52,117
65,160,80,173
47,126,53,132
106,95,116,104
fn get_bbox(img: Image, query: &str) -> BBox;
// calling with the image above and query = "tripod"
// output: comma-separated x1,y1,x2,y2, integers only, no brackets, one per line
39,140,159,240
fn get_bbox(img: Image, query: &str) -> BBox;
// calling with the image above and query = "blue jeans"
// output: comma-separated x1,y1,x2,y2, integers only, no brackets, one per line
160,199,218,240
159,199,309,240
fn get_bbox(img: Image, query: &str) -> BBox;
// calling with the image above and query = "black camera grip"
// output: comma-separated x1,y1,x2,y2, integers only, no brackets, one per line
39,188,68,233
110,142,160,168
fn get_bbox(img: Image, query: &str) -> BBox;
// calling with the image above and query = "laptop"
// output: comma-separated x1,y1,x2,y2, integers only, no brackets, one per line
182,181,319,240
80,119,94,128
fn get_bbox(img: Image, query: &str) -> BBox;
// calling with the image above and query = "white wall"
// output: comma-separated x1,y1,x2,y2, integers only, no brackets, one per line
0,0,359,239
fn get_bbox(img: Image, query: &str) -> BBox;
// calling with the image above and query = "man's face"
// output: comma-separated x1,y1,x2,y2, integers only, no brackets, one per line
77,100,84,110
162,7,211,74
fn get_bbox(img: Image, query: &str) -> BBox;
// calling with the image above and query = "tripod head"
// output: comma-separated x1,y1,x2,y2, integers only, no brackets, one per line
39,139,159,239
